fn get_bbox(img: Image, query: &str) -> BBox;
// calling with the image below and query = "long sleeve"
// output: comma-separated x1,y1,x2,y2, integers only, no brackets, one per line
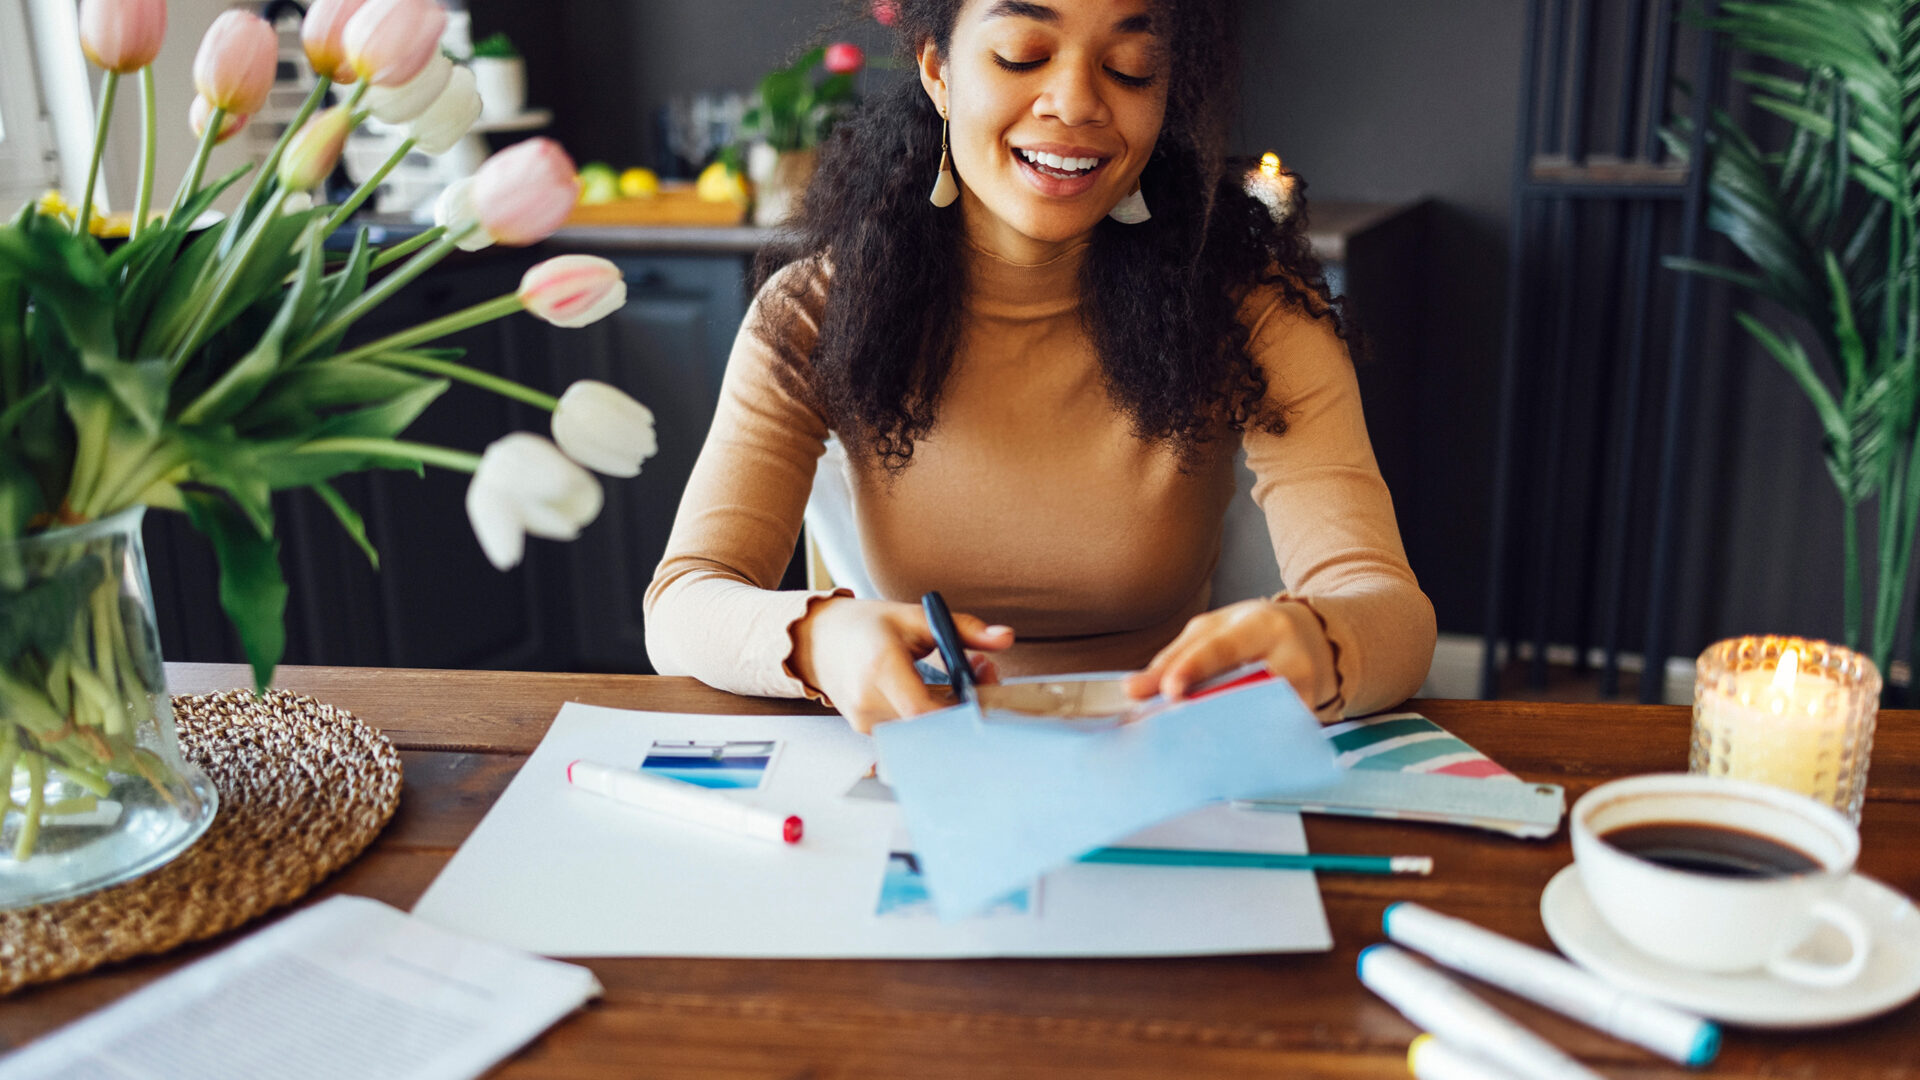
1241,295,1437,716
643,263,847,699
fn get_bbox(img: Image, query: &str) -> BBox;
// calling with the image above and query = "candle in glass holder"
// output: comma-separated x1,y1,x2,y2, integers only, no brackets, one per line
1244,151,1296,221
1690,635,1881,822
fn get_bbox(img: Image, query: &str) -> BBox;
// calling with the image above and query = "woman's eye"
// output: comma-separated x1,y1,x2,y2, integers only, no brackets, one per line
1107,68,1156,88
992,54,1046,72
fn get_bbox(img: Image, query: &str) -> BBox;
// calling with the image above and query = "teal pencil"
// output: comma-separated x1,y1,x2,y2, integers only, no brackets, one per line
1079,847,1434,875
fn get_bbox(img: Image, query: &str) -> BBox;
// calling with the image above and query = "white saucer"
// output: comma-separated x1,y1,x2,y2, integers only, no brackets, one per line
1541,864,1920,1028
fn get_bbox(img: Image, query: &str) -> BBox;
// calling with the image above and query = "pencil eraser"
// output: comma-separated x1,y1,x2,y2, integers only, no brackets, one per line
783,815,803,844
566,760,577,784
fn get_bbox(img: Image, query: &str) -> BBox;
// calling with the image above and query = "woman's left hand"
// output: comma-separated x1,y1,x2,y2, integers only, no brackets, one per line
1123,598,1338,711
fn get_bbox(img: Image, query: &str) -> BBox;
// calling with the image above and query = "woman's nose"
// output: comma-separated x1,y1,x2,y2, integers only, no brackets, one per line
1033,60,1111,127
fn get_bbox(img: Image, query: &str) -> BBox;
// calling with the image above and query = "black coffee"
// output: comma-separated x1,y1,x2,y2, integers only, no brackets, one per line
1600,821,1824,878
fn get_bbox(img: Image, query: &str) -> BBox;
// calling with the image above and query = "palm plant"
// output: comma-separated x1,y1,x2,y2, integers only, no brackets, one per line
1669,0,1920,692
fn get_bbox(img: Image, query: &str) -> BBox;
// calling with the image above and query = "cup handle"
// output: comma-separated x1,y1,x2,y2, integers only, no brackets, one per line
1765,899,1873,988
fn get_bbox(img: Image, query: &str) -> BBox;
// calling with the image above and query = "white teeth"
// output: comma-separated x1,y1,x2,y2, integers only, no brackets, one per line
1018,148,1101,173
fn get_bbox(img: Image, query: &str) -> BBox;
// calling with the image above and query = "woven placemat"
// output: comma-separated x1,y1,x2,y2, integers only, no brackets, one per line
0,689,403,995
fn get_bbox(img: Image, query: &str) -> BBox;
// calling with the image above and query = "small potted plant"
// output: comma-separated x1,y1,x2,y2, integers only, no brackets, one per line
740,42,863,227
468,31,524,123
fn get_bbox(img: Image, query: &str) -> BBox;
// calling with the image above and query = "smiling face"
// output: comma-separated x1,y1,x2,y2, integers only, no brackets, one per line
920,0,1169,261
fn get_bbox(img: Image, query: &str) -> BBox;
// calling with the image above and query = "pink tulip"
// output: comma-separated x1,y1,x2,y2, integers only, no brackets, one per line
193,10,277,115
824,42,863,75
872,0,899,27
189,95,248,144
79,0,166,74
302,0,368,82
519,256,627,329
343,0,449,88
277,106,353,190
469,138,580,246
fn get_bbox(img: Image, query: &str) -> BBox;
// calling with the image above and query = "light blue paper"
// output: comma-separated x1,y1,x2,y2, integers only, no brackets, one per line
871,677,1340,919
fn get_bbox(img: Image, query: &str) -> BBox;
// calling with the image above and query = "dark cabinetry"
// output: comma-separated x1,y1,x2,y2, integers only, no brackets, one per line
146,243,751,674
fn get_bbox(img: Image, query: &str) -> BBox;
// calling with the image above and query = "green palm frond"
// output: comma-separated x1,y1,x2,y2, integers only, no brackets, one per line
1678,0,1920,670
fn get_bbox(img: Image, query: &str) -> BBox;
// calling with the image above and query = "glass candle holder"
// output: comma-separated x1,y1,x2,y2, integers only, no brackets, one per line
1690,635,1881,822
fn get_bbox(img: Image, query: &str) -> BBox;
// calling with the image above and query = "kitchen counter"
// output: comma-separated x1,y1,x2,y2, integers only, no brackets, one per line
332,200,1422,261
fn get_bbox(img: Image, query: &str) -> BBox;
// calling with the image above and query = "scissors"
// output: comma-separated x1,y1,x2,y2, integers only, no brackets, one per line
920,591,1159,729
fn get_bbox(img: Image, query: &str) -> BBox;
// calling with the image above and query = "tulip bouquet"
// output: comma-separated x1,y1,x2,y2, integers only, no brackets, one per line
0,0,652,862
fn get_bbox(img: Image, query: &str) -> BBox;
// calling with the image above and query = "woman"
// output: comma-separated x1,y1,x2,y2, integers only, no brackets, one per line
645,0,1435,731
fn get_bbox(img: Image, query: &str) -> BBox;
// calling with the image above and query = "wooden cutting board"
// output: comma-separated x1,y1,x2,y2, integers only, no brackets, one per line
566,183,747,227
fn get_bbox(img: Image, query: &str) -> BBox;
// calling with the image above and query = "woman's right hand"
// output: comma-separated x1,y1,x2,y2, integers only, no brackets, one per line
789,596,1014,733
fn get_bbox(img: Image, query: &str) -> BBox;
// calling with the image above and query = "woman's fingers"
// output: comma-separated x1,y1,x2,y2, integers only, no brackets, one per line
1125,616,1216,697
1155,629,1269,700
948,610,1015,651
847,650,948,734
968,651,1000,685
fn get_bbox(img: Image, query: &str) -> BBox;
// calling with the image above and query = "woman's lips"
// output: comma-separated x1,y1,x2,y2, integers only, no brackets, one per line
1013,149,1108,197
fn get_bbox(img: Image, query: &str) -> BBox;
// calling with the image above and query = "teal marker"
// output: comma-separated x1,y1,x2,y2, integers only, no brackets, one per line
1079,848,1433,875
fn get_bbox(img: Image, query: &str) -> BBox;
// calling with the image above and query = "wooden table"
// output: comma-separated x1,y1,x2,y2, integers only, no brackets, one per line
6,666,1918,1078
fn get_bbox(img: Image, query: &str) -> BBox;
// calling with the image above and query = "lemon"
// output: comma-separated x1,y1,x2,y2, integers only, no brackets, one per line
619,167,660,199
696,161,749,206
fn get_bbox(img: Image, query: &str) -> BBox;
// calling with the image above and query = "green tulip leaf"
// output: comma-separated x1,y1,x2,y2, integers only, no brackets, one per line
182,488,286,694
310,480,379,569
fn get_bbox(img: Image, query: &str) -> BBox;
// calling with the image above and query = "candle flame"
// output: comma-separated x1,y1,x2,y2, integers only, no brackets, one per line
1772,647,1800,693
1260,152,1283,179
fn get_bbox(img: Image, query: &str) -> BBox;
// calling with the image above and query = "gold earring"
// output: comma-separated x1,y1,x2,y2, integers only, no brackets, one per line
929,108,959,208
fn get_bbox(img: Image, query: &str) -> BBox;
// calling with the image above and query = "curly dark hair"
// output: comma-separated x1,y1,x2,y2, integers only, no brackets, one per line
754,0,1349,470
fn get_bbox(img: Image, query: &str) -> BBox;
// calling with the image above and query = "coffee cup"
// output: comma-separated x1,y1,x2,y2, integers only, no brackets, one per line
1570,773,1871,987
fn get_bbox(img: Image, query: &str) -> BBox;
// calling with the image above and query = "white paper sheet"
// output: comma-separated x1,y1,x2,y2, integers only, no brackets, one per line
409,703,1332,958
0,896,600,1080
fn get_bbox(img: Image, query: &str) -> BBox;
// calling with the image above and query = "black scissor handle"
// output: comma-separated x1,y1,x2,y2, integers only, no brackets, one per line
920,591,974,700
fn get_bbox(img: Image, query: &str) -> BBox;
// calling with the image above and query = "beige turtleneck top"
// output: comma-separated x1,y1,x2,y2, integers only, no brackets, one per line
644,239,1436,717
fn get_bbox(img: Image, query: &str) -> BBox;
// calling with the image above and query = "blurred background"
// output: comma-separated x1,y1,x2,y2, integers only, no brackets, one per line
4,0,1893,706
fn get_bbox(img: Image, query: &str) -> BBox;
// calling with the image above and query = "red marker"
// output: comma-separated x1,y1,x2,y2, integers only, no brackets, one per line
567,759,803,844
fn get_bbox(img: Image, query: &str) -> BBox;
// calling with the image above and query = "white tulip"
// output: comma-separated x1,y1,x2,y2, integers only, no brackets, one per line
366,50,451,124
410,64,482,155
552,380,658,478
464,433,604,570
433,177,494,251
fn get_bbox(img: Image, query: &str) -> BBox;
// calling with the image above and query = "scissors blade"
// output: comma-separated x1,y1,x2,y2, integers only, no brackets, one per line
972,679,1160,727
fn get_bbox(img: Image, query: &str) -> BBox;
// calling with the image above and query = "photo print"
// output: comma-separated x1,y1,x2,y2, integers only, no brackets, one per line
640,739,780,789
875,850,1037,919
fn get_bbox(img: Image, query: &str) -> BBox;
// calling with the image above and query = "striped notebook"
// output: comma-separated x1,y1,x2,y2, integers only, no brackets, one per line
1324,713,1519,780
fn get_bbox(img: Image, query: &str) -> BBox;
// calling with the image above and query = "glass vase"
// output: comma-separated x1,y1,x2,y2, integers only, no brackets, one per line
0,506,217,908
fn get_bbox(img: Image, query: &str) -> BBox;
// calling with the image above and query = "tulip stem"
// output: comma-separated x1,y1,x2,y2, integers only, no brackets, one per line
325,293,522,364
290,231,465,362
294,437,480,474
320,138,415,238
370,226,445,271
332,308,560,411
241,77,331,221
76,71,119,238
167,188,291,371
169,105,226,225
133,68,156,240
